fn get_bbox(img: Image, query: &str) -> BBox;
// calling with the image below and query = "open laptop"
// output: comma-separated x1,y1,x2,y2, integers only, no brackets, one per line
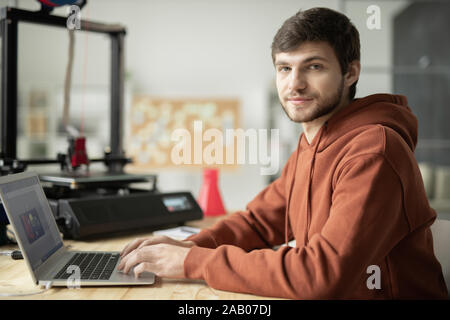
0,171,155,287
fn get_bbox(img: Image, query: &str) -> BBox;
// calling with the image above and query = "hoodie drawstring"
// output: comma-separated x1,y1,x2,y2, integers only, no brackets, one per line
285,135,302,246
303,122,327,246
284,122,327,247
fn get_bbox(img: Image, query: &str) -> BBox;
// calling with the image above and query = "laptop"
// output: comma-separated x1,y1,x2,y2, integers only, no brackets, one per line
0,171,155,287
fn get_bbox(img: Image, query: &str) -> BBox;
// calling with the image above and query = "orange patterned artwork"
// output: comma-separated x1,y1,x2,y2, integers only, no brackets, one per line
126,96,240,169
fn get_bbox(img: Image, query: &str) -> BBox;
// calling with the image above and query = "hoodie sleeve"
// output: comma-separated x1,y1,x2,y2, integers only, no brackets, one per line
185,151,297,251
184,153,411,299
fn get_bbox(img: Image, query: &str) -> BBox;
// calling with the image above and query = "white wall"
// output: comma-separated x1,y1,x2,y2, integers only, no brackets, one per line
2,0,408,210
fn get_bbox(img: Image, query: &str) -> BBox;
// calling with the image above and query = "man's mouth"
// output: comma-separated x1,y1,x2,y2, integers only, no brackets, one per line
287,97,313,105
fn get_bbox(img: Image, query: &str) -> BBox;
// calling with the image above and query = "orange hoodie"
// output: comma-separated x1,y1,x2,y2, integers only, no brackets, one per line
184,94,448,299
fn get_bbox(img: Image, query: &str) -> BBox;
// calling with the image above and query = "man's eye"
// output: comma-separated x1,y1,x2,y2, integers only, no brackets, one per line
278,66,291,72
309,64,322,70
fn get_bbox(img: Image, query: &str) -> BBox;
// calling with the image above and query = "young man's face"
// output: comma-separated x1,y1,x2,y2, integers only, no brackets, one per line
275,41,349,123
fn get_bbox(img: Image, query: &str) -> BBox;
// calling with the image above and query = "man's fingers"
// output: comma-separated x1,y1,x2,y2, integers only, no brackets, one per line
118,248,140,272
120,238,145,257
117,249,130,271
121,235,174,258
118,238,193,278
137,239,155,250
120,246,160,274
120,238,138,256
119,243,189,279
121,249,143,274
137,235,171,250
133,262,155,278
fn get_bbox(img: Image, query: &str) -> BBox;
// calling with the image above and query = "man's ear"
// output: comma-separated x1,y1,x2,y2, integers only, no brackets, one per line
345,60,361,87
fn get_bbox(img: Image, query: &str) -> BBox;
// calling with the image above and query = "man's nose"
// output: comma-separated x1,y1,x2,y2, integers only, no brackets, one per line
288,70,307,92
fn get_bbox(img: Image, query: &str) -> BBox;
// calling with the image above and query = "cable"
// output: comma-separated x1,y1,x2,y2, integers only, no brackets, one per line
63,29,75,130
1,246,71,260
0,250,23,259
80,3,90,137
0,281,53,297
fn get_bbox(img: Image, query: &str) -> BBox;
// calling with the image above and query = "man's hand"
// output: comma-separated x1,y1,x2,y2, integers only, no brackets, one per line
120,235,195,258
118,235,196,279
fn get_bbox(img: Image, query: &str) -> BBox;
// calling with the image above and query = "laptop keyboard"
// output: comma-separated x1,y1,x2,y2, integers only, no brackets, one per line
54,252,120,281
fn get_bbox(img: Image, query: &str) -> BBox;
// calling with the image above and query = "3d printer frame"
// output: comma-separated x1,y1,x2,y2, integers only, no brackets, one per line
0,6,129,174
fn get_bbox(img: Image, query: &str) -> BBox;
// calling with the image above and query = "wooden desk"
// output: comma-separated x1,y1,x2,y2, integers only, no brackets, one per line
0,216,278,300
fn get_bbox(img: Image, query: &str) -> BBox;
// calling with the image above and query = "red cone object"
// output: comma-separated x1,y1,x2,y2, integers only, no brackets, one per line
197,168,226,216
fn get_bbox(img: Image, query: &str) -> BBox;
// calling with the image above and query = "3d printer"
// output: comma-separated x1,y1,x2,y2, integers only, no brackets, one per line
0,3,203,244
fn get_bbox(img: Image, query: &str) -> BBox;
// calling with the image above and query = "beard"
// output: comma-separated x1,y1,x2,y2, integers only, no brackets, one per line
280,77,345,123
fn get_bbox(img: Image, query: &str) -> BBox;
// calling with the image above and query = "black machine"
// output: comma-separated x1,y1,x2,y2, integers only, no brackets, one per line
39,173,203,239
0,6,203,242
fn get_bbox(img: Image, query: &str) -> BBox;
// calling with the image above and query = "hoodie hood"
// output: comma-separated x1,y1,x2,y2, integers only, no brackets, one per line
317,94,418,152
289,93,419,247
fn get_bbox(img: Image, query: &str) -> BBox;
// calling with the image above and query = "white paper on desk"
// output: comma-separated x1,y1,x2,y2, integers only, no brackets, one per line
153,226,200,240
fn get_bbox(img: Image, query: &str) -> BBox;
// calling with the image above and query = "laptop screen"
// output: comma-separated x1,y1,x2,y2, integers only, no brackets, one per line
0,175,63,271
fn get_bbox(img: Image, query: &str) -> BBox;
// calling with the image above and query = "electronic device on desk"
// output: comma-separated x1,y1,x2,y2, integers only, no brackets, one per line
0,5,203,244
40,171,203,239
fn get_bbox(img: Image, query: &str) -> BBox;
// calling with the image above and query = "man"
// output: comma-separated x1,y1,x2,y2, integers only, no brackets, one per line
118,7,448,299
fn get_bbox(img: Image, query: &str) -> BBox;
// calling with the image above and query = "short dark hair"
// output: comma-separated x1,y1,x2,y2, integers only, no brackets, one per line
271,7,360,100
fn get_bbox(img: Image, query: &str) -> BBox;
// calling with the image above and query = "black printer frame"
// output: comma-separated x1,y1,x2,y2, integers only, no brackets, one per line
0,6,127,173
